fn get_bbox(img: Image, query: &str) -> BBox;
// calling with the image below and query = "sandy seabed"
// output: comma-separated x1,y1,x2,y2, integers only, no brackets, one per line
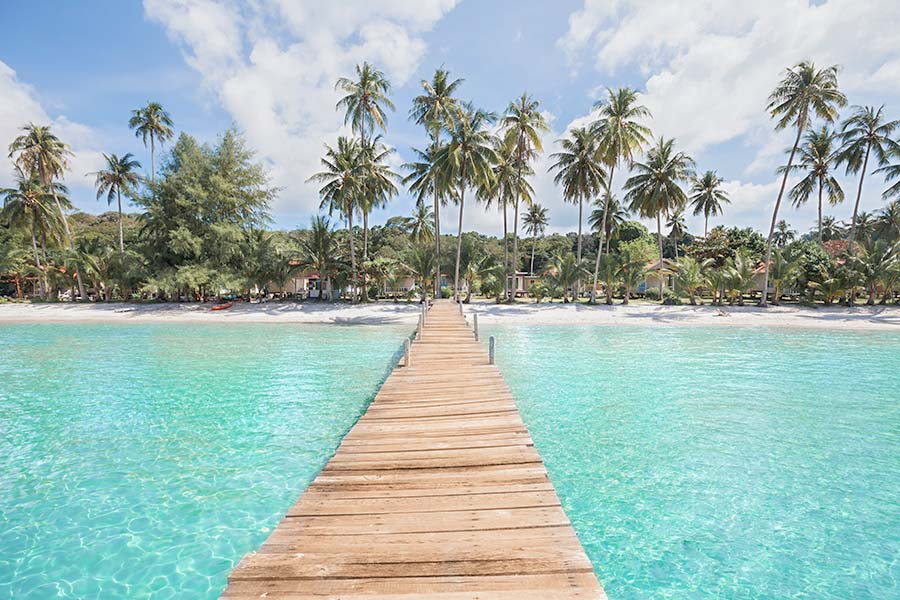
1,299,900,331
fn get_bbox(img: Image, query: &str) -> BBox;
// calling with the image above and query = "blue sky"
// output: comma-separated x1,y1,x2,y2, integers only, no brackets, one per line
2,1,900,237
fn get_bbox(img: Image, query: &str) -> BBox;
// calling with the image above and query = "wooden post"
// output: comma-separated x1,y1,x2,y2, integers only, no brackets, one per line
473,313,479,341
404,338,411,367
489,336,495,365
417,314,423,340
458,300,463,315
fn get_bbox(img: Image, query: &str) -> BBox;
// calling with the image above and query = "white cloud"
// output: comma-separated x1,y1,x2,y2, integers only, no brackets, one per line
0,60,105,192
558,0,900,160
143,0,459,227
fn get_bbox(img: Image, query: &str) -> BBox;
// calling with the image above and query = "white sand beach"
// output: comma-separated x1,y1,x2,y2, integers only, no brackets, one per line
2,300,900,331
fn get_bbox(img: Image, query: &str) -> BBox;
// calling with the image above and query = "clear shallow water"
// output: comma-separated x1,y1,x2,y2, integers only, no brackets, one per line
485,325,900,600
0,322,406,599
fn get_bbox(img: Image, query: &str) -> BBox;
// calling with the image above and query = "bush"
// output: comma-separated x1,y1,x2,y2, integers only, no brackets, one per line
440,285,453,299
646,288,681,304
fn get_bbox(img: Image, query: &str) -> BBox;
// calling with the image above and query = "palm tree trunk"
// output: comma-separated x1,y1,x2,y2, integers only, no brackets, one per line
760,123,805,307
704,214,709,237
30,219,46,300
150,136,156,184
502,201,509,300
116,189,125,257
361,211,369,302
453,174,466,302
530,233,536,276
433,176,441,299
347,212,357,303
590,167,615,304
656,212,664,301
817,176,824,245
576,196,583,300
848,142,871,253
511,198,520,302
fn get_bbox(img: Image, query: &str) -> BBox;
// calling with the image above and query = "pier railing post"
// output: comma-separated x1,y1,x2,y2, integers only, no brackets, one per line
404,338,411,367
458,299,463,315
473,313,479,341
417,313,423,340
489,335,495,365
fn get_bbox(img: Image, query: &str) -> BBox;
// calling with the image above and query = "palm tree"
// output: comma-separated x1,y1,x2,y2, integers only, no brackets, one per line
848,238,900,304
666,207,687,257
480,133,526,298
300,216,341,301
818,215,844,242
434,104,497,300
336,62,395,148
502,93,549,301
689,170,730,236
128,102,174,183
590,87,652,301
357,136,398,300
588,194,628,254
724,249,757,306
403,243,436,302
410,68,464,298
674,256,708,305
307,137,362,302
89,153,142,257
523,203,549,275
549,127,605,266
624,137,695,300
876,200,900,241
543,253,588,303
595,253,621,305
8,123,86,299
618,250,646,305
1,170,65,299
772,220,797,247
760,62,846,306
408,201,434,245
837,105,900,248
767,249,800,306
782,126,844,245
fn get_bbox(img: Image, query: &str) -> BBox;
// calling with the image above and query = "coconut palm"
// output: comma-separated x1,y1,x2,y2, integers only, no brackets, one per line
837,105,900,248
590,87,652,300
300,216,341,302
1,172,65,299
618,251,646,305
818,215,844,242
523,203,548,275
408,201,434,245
724,249,757,306
410,69,464,298
357,136,399,300
548,126,606,267
876,200,900,241
543,253,588,303
307,137,363,302
336,62,394,147
89,153,142,257
780,126,844,245
853,211,876,243
760,62,846,306
8,123,86,299
595,253,621,305
588,194,628,254
772,220,797,247
846,239,900,304
502,93,549,300
403,243,436,302
666,207,687,257
624,137,695,300
128,102,174,183
674,256,708,305
433,103,497,300
767,249,800,306
689,170,730,236
466,253,505,303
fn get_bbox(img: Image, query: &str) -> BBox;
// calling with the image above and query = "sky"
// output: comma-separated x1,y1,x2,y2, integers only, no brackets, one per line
2,0,900,238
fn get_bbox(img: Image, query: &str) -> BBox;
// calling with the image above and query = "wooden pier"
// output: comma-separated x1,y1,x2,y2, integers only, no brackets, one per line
222,300,605,599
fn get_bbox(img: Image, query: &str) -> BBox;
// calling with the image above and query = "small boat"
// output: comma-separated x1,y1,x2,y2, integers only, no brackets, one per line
211,301,233,311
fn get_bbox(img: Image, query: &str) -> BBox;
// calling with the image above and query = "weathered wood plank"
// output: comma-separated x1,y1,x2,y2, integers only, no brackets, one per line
221,301,605,599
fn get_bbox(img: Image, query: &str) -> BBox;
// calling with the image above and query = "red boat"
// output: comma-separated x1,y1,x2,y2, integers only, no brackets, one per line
211,301,233,311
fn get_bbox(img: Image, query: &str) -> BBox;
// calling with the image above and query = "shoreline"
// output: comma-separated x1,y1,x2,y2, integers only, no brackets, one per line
1,300,900,331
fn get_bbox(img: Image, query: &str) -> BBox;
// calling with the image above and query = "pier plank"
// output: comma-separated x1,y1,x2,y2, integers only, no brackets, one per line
221,301,604,599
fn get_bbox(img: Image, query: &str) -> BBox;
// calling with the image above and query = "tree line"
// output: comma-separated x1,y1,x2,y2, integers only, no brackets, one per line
4,60,900,306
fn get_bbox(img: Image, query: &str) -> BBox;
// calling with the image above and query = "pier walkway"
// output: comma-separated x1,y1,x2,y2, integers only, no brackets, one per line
222,300,605,599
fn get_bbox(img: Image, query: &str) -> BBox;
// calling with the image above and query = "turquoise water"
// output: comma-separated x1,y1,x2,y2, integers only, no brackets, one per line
0,322,406,599
485,325,900,599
